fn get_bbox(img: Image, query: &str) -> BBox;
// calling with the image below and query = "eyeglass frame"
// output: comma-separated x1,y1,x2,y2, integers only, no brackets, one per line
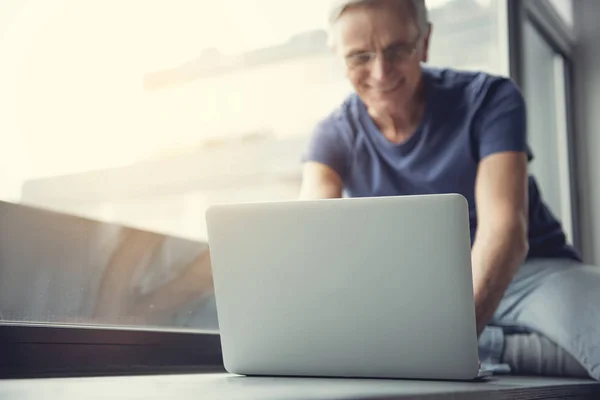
343,35,423,69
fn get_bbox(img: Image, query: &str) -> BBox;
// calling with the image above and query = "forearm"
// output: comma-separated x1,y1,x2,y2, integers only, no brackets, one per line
471,222,528,335
299,163,343,200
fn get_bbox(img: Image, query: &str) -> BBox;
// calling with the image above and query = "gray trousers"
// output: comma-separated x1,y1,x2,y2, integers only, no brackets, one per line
479,258,600,380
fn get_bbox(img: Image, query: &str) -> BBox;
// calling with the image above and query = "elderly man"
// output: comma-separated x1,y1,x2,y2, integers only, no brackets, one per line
300,0,600,379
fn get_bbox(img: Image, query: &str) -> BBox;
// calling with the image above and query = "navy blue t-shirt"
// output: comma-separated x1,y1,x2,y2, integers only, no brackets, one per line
303,67,580,261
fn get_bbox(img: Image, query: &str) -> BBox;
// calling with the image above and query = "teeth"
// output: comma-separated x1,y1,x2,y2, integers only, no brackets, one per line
372,84,398,92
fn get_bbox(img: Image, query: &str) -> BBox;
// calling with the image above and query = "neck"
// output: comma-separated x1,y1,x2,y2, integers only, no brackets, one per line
367,79,426,144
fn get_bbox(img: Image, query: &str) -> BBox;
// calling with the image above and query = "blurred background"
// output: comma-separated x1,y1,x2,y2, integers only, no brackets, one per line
1,0,598,331
0,0,508,242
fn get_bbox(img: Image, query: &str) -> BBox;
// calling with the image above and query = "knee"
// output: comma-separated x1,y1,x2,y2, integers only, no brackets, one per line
502,333,590,379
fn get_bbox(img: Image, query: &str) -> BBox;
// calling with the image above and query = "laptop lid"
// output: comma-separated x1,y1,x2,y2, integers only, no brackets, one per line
206,194,480,380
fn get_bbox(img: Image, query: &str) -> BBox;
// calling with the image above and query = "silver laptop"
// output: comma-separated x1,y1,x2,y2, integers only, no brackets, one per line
206,194,487,380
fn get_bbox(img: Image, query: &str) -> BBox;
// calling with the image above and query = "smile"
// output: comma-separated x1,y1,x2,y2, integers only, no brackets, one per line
368,81,401,93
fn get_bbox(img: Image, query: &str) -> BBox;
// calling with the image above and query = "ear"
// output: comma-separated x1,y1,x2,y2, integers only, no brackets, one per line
420,23,433,63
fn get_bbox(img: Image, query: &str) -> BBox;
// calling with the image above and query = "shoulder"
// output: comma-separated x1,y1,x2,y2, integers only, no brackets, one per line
311,93,361,146
424,66,524,110
303,94,361,180
316,93,360,132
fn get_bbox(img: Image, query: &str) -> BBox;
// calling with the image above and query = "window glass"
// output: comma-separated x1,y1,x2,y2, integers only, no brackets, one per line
0,201,217,331
2,0,507,241
0,0,508,330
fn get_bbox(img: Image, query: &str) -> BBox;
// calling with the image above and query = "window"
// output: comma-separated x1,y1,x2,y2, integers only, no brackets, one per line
0,201,218,331
1,1,509,332
548,0,574,28
522,21,575,244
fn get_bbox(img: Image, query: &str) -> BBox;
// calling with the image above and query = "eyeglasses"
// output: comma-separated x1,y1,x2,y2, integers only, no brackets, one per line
344,38,421,69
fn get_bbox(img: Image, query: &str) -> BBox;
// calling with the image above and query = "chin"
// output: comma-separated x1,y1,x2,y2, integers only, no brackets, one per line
366,93,407,113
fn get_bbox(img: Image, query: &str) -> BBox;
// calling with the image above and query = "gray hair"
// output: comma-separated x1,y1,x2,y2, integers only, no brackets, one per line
328,0,429,38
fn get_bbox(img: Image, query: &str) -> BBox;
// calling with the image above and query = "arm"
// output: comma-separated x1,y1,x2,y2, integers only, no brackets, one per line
471,152,529,335
300,117,350,200
470,78,532,335
299,162,343,200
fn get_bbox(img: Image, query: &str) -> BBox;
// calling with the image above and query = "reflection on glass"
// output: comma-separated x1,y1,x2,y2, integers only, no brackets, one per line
0,201,217,331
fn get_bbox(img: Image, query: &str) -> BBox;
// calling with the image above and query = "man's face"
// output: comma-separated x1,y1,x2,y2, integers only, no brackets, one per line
333,0,431,115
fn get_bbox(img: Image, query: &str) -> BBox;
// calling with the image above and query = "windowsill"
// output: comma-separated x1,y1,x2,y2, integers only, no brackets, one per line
2,372,599,400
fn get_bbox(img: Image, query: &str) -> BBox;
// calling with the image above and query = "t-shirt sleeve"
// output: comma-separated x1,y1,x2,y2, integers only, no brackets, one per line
474,77,534,161
302,117,352,181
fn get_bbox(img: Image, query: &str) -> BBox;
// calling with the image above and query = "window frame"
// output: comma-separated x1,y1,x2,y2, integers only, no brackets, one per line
0,323,224,378
508,0,582,253
4,1,578,379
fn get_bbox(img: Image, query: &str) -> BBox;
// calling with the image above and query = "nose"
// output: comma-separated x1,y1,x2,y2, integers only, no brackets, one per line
370,54,391,82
